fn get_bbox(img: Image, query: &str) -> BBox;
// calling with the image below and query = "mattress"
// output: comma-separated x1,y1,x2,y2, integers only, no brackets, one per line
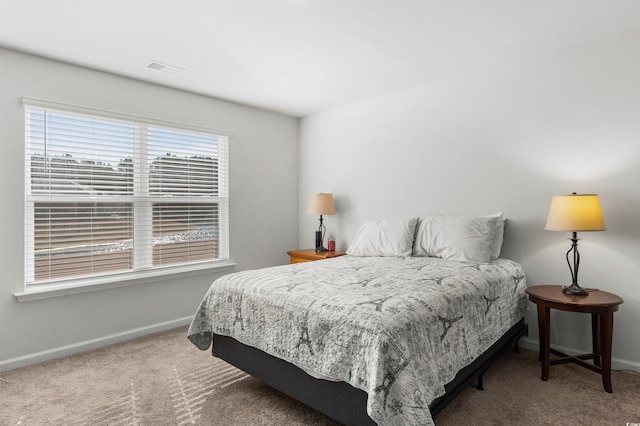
188,255,527,425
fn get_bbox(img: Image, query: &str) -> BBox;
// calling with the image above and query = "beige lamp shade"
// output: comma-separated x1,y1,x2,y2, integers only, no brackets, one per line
545,194,606,232
306,193,336,215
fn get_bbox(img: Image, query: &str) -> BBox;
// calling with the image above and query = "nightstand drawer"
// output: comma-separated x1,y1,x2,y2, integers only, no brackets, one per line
287,249,345,264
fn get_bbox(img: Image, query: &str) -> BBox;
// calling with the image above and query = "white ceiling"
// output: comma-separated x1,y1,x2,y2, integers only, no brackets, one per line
2,1,640,117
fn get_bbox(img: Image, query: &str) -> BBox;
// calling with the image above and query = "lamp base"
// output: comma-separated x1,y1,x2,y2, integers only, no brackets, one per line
562,283,589,296
314,230,327,253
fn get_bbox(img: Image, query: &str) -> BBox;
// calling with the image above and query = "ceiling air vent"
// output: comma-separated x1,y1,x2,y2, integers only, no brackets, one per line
146,60,185,75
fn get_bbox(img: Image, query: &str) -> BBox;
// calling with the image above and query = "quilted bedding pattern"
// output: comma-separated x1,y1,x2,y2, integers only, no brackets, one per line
188,255,527,426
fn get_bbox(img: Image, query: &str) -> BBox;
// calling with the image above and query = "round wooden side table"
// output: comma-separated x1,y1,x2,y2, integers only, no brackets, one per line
525,285,623,393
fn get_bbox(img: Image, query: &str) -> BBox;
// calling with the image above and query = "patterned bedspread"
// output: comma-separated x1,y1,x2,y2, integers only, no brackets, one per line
187,255,527,426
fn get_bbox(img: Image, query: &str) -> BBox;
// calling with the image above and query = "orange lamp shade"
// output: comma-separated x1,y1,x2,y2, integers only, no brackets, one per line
544,194,605,232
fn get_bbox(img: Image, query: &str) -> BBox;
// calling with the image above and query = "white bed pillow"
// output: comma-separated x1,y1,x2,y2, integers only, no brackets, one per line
485,212,505,259
412,215,499,263
346,218,418,257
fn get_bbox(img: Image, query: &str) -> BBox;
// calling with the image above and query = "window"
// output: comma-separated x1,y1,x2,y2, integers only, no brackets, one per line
24,99,229,288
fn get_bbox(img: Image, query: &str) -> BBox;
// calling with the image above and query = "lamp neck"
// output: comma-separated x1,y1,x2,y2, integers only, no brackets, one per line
315,214,328,252
567,232,580,285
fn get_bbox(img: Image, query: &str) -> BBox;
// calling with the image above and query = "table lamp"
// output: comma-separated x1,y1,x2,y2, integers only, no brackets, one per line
306,193,335,252
544,193,606,296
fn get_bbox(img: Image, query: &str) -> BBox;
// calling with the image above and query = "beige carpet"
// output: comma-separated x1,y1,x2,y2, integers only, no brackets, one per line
1,327,638,425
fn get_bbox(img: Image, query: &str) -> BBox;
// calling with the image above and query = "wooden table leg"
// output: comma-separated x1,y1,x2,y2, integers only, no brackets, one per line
591,313,601,367
537,302,550,381
537,302,544,362
600,309,614,393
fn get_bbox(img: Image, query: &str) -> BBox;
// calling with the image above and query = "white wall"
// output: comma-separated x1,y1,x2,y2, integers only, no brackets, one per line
298,30,640,371
0,48,298,370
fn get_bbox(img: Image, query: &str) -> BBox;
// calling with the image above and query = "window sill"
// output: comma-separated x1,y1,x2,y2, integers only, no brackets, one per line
14,260,237,302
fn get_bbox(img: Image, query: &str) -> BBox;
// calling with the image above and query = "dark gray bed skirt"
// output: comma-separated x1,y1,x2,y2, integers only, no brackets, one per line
211,318,526,426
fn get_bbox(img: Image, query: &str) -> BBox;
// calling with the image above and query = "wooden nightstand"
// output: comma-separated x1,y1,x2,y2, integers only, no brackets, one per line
287,249,346,264
525,285,623,393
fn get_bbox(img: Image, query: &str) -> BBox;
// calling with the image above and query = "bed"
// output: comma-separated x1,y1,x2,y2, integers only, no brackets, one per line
187,216,528,425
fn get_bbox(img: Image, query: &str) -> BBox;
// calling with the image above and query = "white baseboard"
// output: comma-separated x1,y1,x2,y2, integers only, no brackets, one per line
518,337,640,373
3,322,638,375
0,316,193,373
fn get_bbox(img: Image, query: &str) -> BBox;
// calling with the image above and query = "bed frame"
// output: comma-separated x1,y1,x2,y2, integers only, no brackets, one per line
211,318,526,425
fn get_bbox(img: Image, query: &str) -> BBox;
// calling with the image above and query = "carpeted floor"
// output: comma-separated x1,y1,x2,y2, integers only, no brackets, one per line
1,326,638,425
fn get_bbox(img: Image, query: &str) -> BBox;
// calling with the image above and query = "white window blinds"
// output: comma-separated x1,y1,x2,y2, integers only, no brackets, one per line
24,99,229,286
